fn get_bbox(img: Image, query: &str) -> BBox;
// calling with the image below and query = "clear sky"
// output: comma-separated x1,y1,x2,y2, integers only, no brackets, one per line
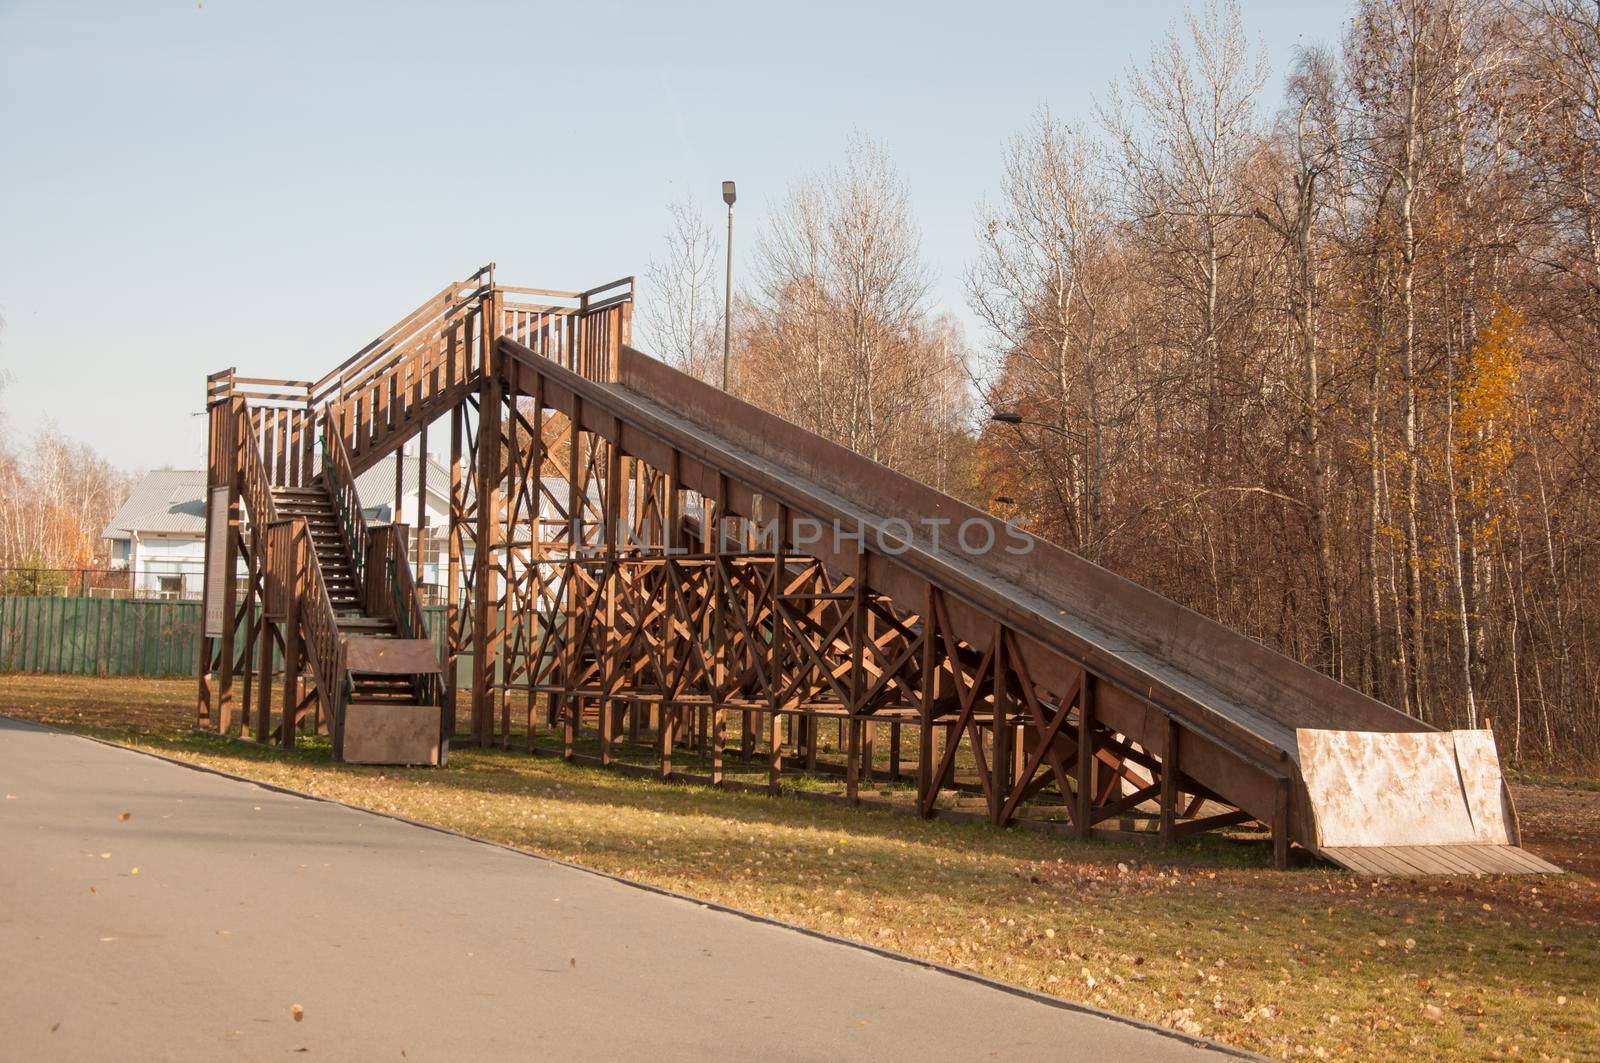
0,0,1352,471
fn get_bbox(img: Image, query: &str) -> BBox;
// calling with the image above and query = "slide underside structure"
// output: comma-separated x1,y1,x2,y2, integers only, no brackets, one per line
197,268,1559,876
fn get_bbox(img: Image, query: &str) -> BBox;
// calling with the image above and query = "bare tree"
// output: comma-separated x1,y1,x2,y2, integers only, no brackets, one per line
1100,0,1267,454
1253,47,1347,669
968,110,1131,559
641,193,723,383
743,134,945,469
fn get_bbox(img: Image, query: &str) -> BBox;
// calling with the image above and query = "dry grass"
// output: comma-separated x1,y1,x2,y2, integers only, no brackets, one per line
4,674,1598,1061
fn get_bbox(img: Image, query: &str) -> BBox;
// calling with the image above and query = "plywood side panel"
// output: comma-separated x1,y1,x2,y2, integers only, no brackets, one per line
1297,729,1478,848
342,702,441,765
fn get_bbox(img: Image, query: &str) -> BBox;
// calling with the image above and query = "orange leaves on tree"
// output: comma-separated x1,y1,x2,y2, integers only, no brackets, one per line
1455,297,1525,542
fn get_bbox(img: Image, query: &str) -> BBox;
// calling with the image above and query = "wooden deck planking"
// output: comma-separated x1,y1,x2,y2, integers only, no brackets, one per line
1322,844,1562,877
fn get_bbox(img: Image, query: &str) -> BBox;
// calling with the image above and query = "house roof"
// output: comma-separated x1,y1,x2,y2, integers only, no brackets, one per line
102,469,207,539
104,457,477,539
354,453,452,513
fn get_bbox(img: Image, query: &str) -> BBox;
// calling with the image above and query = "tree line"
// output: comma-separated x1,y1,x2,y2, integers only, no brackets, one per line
641,0,1600,768
0,415,131,591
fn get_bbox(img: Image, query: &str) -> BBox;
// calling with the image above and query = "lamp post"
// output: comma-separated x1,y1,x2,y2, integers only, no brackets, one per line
721,180,737,391
989,410,1067,433
991,410,1098,558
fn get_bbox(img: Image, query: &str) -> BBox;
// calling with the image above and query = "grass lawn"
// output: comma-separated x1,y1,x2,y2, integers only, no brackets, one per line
4,673,1597,1061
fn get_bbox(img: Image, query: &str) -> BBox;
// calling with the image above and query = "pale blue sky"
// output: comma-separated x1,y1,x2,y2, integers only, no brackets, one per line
0,0,1351,470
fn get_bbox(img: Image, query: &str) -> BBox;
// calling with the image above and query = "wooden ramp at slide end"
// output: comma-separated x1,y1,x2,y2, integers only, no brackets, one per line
1297,728,1561,876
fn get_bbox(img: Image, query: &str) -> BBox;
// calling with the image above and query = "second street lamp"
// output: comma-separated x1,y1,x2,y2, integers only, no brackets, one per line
990,410,1071,436
721,180,736,392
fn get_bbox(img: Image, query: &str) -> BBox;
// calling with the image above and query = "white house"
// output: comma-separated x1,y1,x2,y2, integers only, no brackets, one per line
101,469,209,598
103,452,455,600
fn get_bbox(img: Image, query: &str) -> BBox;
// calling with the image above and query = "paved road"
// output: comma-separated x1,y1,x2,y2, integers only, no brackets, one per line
0,716,1238,1062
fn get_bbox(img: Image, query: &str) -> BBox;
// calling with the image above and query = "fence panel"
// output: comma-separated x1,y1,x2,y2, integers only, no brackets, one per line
0,597,452,679
0,597,198,677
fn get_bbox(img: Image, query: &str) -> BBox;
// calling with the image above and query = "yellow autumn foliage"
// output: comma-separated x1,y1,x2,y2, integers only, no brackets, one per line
1455,297,1524,542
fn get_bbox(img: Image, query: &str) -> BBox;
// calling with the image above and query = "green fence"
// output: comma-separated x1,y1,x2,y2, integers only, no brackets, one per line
0,596,449,679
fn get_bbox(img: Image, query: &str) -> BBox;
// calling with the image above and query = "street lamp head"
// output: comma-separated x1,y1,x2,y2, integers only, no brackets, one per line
722,180,737,206
990,411,1023,425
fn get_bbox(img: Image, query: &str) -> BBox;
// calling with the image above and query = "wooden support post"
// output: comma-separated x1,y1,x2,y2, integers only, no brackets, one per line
280,523,304,750
1076,674,1096,839
711,706,727,786
300,401,313,486
660,704,674,780
1160,717,1179,845
444,401,465,746
562,395,585,763
470,291,503,746
523,378,547,752
254,596,273,744
846,546,867,803
600,426,623,768
917,585,937,817
239,577,256,737
216,409,244,735
1272,778,1291,870
768,504,787,795
415,421,429,574
196,388,224,727
394,447,404,539
991,622,1011,826
863,721,875,785
599,683,614,766
846,719,862,803
889,720,902,781
709,475,727,786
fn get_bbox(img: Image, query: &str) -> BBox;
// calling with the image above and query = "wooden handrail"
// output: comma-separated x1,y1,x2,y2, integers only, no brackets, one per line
321,408,369,595
236,400,278,526
303,536,348,753
265,516,348,747
311,267,492,401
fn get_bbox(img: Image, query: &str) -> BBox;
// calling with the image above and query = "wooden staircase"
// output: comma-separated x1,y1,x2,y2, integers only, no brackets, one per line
271,486,363,613
201,267,624,765
267,477,444,765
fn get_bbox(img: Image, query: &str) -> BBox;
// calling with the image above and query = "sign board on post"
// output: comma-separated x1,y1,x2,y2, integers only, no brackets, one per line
204,486,229,637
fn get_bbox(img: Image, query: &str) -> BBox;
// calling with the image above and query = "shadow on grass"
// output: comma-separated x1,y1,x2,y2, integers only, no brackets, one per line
129,723,1281,881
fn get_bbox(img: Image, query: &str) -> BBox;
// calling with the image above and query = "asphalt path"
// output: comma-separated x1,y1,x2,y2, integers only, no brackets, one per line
0,715,1243,1061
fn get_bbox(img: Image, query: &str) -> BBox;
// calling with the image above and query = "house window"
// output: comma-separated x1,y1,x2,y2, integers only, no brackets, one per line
157,575,184,598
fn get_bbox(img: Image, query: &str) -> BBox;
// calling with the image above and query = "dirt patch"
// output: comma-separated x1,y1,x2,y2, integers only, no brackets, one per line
1514,781,1600,881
